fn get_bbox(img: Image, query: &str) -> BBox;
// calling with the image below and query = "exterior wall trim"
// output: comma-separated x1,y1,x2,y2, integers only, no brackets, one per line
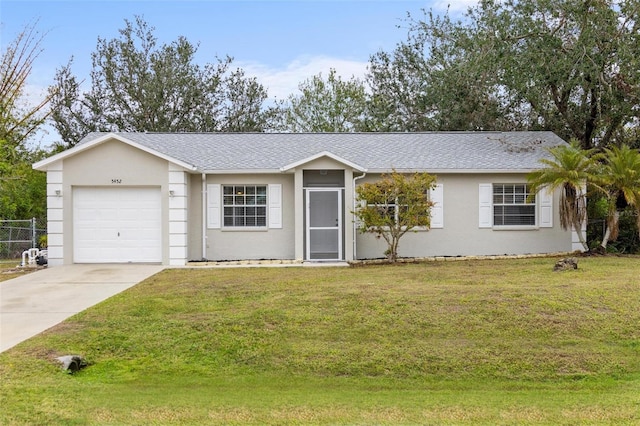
46,161,64,266
168,164,188,265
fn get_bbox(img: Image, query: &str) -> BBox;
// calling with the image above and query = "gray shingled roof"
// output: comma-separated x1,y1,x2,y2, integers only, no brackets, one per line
78,131,567,172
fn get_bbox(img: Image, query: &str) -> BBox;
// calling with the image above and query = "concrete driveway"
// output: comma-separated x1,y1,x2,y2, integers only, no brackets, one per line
0,264,164,352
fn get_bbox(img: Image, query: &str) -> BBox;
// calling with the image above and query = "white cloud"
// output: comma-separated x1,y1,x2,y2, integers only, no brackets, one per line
240,55,369,101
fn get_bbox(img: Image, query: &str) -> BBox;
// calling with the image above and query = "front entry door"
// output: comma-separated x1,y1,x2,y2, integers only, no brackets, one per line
306,189,342,261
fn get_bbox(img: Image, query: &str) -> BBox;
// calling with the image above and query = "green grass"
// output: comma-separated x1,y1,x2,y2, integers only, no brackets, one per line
1,256,639,425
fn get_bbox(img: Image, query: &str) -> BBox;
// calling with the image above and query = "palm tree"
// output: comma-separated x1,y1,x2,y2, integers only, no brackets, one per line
528,140,600,252
596,144,640,251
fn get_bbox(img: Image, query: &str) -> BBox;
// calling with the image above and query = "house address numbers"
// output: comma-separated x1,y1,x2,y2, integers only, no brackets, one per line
111,179,122,184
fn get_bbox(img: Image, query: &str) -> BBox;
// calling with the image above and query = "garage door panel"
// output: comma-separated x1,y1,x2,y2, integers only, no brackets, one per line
74,187,162,263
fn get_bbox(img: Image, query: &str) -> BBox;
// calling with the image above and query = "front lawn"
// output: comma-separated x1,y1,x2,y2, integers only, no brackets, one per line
1,257,639,425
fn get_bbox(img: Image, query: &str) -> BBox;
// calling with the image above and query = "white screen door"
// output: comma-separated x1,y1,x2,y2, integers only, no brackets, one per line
306,189,342,260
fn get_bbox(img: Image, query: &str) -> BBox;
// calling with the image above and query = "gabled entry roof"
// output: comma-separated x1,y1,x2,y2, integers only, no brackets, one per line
35,131,567,173
280,151,367,172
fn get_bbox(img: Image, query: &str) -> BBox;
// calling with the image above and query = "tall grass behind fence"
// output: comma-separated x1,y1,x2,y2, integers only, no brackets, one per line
0,218,47,260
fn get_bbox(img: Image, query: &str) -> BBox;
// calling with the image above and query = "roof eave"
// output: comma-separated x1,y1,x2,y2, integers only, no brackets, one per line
364,168,538,174
201,169,285,175
33,132,198,172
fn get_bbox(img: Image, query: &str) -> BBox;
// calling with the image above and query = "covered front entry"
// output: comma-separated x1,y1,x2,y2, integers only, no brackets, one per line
73,187,162,263
305,188,343,261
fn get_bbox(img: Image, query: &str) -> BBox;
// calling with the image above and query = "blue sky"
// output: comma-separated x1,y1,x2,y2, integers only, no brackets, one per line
1,0,475,144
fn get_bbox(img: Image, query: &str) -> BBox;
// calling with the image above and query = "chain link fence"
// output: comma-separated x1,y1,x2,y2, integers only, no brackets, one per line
0,218,47,260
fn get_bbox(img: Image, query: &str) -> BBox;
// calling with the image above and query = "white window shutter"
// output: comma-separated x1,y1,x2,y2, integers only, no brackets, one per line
430,184,444,228
268,184,282,228
539,187,553,228
207,184,221,229
479,183,493,228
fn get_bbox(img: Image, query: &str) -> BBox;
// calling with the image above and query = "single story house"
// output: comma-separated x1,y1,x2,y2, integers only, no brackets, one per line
33,131,582,266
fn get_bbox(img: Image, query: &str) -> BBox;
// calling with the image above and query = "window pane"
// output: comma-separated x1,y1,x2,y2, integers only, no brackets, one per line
504,205,535,215
221,185,268,227
493,184,535,226
503,215,535,226
494,206,504,226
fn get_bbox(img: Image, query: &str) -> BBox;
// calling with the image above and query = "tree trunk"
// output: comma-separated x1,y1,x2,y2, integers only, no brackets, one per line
573,219,589,252
387,237,400,262
600,210,620,250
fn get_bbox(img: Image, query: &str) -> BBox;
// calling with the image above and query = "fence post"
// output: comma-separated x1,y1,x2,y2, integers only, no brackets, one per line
32,217,36,248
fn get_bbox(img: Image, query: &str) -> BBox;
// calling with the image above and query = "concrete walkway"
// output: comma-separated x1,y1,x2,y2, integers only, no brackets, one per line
0,264,164,353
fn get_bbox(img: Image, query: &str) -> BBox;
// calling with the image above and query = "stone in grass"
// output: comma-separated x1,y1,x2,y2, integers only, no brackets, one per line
553,257,578,272
56,355,87,373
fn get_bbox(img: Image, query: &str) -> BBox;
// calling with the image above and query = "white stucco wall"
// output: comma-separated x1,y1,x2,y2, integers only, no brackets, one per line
355,173,574,259
59,140,172,264
45,139,575,265
201,174,295,261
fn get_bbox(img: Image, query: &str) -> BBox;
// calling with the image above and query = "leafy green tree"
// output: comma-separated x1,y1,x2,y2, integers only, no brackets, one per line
595,145,640,251
223,68,275,132
0,22,50,220
367,0,640,147
528,140,600,251
49,16,273,146
366,11,513,132
492,0,640,149
0,149,47,220
276,68,367,132
354,171,436,262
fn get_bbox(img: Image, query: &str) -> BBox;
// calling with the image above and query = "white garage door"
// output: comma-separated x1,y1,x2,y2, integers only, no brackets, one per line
73,187,162,263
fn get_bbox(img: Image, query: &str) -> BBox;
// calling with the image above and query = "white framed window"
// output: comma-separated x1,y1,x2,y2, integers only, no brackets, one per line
493,184,535,226
223,185,267,227
367,198,399,222
480,183,539,228
207,183,282,229
363,184,443,229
